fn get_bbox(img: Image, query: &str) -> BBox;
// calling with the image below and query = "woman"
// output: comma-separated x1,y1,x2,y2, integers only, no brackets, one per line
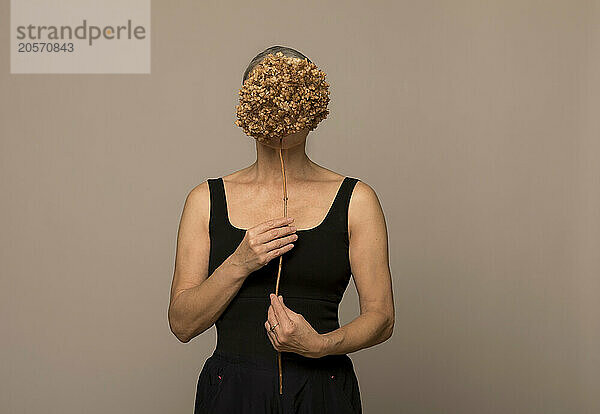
168,46,394,414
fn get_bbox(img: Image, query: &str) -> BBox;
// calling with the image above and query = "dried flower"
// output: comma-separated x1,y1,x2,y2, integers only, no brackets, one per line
234,51,330,396
235,52,330,141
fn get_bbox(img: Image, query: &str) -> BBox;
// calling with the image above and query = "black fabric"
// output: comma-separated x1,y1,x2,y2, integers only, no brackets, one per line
195,176,361,413
194,349,361,414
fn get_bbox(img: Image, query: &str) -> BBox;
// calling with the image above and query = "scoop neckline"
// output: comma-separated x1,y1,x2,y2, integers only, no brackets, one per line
220,176,348,233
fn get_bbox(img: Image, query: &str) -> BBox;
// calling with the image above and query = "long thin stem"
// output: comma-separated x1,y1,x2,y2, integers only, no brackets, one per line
275,138,287,395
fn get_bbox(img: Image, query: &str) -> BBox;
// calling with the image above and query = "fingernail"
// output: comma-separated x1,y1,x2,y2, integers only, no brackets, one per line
279,295,283,300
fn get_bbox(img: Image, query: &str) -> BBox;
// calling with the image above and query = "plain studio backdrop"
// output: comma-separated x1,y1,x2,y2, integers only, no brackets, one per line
1,1,599,413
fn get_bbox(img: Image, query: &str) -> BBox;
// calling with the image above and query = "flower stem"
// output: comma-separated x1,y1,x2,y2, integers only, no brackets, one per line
275,138,287,395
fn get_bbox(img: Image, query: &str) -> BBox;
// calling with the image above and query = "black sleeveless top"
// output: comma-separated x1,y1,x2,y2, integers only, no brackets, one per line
206,176,360,363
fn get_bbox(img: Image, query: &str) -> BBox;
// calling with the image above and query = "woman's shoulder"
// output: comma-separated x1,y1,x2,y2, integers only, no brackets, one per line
348,177,383,223
219,165,255,184
319,169,370,193
312,166,353,183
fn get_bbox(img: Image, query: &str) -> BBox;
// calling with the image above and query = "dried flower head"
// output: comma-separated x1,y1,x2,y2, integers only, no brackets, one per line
235,52,330,143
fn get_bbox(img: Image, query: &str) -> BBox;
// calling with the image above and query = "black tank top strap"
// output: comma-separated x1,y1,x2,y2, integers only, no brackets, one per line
326,176,360,235
207,177,228,231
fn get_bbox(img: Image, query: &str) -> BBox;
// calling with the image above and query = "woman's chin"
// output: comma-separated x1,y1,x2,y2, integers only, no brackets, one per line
256,129,309,149
258,139,294,150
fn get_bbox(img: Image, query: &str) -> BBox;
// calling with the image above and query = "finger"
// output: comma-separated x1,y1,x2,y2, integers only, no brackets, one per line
278,295,299,319
265,320,283,347
263,233,297,253
267,305,283,340
270,293,293,327
255,224,297,246
264,243,295,262
278,295,291,312
267,304,278,328
252,217,295,236
265,321,281,349
277,295,286,310
269,329,283,349
267,306,286,344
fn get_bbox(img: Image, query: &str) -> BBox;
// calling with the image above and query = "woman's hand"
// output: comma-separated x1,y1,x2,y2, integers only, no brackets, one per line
229,217,297,275
265,293,326,359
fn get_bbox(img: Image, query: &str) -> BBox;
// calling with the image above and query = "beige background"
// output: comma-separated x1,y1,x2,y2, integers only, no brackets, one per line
1,1,599,413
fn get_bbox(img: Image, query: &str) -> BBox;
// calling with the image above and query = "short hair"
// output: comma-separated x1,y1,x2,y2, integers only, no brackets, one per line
242,45,312,85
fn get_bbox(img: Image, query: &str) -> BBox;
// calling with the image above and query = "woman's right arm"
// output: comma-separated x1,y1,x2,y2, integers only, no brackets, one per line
168,181,297,343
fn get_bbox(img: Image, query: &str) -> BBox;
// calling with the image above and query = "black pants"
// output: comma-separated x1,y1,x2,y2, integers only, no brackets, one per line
194,349,362,414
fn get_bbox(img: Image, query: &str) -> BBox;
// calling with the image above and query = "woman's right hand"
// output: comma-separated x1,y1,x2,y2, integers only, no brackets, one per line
229,216,298,276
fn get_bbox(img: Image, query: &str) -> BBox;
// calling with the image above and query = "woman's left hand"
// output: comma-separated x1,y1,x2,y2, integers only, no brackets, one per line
265,293,326,358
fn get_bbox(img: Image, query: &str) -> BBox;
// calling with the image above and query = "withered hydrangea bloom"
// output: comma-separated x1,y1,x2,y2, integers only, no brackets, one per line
235,52,330,143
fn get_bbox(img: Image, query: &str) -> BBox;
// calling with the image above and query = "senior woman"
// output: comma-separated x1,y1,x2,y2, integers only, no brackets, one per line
168,45,394,414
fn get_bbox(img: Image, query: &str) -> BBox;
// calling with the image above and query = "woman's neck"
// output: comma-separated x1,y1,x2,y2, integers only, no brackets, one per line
250,139,314,184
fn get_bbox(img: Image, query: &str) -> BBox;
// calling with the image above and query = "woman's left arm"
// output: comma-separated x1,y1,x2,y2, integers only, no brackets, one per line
319,180,395,356
264,180,395,358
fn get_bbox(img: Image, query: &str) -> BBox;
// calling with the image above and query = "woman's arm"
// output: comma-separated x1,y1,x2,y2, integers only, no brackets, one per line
168,182,246,343
319,180,395,356
168,181,297,343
